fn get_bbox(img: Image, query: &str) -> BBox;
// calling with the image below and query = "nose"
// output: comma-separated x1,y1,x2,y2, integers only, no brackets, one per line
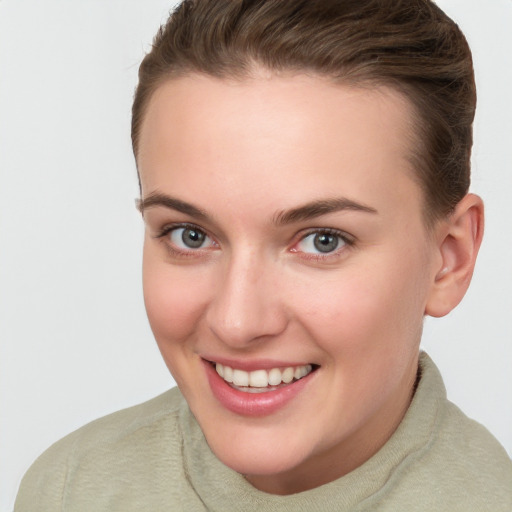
206,250,288,348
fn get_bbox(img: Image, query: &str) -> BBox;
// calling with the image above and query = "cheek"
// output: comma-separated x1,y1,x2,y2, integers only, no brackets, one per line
295,254,429,355
142,251,209,345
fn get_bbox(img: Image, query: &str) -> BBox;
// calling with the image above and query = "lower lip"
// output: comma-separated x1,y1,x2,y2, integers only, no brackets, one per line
203,360,316,417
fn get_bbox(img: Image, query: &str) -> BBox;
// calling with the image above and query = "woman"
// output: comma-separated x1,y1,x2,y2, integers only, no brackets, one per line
14,0,512,510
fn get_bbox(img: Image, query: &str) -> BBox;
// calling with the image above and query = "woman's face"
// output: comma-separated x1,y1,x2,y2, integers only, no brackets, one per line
138,73,442,493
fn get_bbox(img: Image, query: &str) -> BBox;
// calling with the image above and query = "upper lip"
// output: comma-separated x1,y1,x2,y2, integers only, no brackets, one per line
201,356,315,372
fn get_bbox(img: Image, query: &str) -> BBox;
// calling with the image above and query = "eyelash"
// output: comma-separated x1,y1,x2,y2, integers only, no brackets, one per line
155,223,217,259
291,228,355,261
154,223,355,261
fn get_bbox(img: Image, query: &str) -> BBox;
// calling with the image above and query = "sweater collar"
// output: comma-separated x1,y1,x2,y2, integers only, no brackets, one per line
180,352,445,512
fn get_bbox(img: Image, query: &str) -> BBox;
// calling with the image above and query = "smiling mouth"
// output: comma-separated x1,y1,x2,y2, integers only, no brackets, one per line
212,362,316,393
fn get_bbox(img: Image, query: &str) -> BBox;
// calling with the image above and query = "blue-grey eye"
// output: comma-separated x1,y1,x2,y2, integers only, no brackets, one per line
170,226,213,249
313,233,339,252
297,231,345,254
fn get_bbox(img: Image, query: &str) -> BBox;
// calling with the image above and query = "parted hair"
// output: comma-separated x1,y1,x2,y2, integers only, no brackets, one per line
132,0,476,224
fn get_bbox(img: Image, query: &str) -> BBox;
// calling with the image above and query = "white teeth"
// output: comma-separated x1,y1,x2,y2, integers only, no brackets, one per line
294,366,305,379
282,367,294,384
223,365,233,383
268,368,282,386
249,369,269,388
215,363,313,389
232,369,249,387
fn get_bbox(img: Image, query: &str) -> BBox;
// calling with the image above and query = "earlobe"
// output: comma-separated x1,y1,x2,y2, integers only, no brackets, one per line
425,194,484,318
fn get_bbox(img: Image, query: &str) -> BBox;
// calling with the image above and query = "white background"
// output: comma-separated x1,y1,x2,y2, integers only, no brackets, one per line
1,0,511,509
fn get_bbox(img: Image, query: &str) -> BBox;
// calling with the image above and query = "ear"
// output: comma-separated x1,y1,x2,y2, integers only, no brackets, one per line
425,194,484,318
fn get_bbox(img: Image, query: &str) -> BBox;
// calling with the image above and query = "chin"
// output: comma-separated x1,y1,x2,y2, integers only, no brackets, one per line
203,424,312,477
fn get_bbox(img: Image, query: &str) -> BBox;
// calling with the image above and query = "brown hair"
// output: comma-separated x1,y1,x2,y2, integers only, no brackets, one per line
132,0,476,224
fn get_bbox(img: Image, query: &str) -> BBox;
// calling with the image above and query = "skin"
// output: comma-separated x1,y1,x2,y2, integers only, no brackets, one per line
137,72,483,495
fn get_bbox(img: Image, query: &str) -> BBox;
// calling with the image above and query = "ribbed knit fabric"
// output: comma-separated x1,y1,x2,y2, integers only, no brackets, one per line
14,353,512,511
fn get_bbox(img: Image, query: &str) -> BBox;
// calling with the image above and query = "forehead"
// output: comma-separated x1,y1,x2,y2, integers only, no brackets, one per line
137,73,422,223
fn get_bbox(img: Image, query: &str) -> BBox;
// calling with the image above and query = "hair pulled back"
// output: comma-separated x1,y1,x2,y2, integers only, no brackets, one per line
132,0,476,223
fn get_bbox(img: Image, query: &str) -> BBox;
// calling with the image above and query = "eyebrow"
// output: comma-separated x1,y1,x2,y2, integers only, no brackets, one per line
137,192,209,220
138,192,378,224
273,198,378,225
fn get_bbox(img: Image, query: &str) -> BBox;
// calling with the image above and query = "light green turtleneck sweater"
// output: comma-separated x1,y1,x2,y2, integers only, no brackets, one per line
14,353,512,511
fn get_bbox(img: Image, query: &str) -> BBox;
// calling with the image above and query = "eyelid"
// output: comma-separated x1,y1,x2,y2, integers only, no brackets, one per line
154,222,218,256
290,227,355,257
152,222,354,261
155,222,208,239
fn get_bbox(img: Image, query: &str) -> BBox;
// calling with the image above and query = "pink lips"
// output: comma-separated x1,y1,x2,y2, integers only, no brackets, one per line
203,359,316,417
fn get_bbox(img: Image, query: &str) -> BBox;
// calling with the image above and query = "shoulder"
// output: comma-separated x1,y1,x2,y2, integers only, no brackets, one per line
435,398,512,483
14,387,189,511
383,354,512,511
423,355,512,493
408,400,512,511
33,386,185,457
